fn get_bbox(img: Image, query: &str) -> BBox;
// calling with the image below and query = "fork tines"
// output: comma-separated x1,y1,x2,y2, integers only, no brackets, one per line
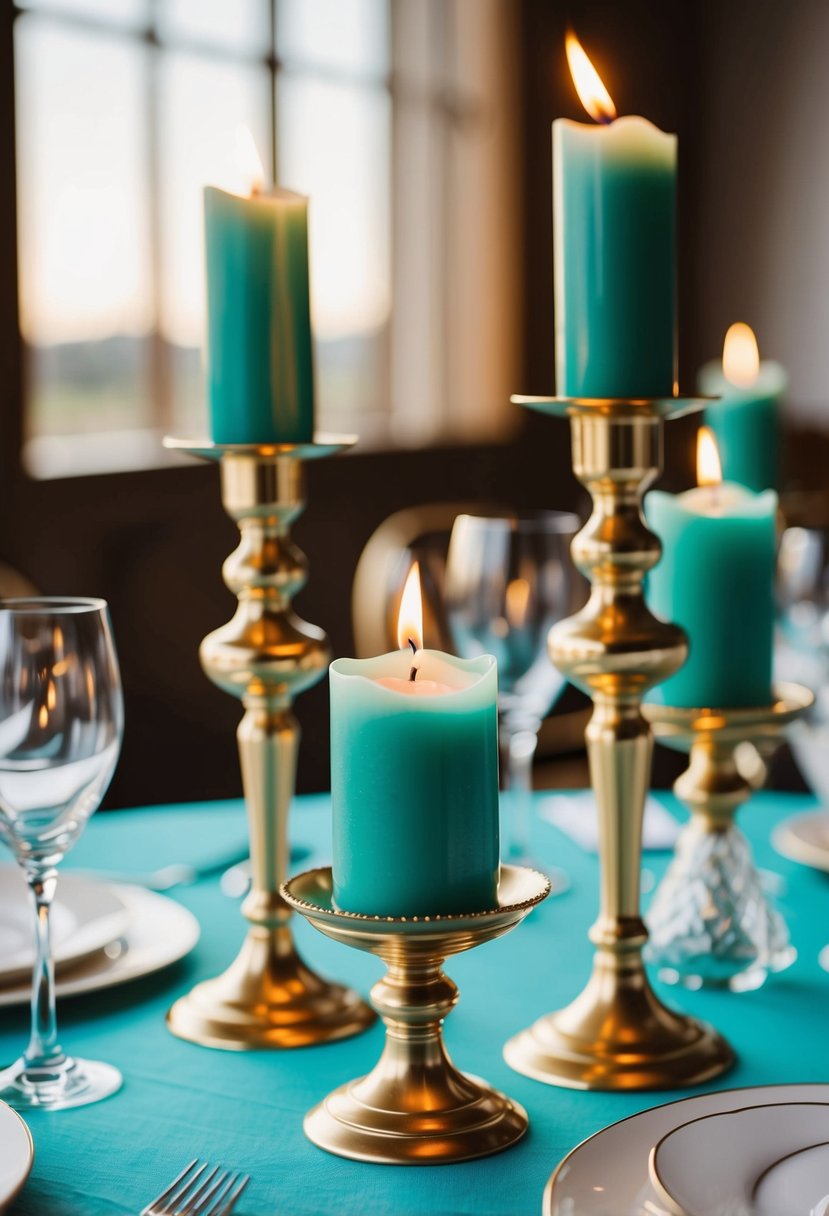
141,1158,250,1216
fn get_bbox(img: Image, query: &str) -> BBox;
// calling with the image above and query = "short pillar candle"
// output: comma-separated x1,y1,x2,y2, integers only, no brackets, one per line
330,566,500,917
700,322,787,492
646,428,777,709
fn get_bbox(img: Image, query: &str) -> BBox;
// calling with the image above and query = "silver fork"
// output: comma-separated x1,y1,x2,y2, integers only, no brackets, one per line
141,1159,250,1216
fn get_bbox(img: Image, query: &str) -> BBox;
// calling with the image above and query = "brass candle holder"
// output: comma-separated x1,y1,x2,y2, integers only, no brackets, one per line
281,864,550,1165
164,436,375,1050
642,682,814,992
503,394,734,1091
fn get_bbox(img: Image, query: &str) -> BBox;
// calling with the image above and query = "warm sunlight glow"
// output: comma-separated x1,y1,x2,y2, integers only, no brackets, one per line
236,124,266,196
397,562,424,652
697,426,723,487
565,32,617,123
505,578,531,631
722,322,760,389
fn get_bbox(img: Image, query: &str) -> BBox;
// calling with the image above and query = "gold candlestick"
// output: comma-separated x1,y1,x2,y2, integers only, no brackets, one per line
164,437,375,1050
281,864,550,1164
503,395,734,1090
642,682,813,991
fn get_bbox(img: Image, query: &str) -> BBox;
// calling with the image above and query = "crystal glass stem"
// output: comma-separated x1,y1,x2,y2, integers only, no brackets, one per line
0,596,123,1111
23,867,65,1079
501,717,539,861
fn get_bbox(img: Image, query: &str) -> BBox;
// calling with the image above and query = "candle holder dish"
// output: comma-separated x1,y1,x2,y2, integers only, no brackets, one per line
164,437,375,1050
503,394,734,1091
281,864,550,1165
642,682,813,992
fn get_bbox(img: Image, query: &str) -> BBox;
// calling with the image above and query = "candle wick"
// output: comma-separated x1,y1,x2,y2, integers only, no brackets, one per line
408,637,418,682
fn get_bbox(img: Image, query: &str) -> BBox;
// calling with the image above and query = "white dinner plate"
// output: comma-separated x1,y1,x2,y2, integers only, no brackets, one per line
650,1102,829,1216
753,1141,829,1215
0,883,199,1006
0,1100,33,1213
773,811,829,873
544,1084,829,1216
0,866,130,985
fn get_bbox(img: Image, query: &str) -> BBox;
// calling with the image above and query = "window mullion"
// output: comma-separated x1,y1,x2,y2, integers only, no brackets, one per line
146,2,170,434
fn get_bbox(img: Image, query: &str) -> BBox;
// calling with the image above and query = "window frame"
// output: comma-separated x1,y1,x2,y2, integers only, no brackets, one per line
6,0,519,481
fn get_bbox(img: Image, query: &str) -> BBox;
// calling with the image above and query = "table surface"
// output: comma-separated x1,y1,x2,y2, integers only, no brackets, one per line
1,788,827,1216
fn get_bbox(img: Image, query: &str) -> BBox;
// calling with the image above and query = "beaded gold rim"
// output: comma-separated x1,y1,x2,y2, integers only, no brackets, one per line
281,865,551,926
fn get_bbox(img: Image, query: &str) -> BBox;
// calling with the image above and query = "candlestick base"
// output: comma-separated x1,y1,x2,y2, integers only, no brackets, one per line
503,974,733,1091
163,436,374,1051
281,864,550,1164
505,393,735,1091
641,683,813,992
166,926,375,1050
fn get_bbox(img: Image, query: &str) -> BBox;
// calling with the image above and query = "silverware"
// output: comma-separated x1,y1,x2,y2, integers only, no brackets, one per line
141,1159,250,1216
218,858,251,899
84,844,310,895
81,846,251,892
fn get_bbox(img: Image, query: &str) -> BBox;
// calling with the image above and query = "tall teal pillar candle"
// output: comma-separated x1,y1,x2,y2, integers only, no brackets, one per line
699,323,787,492
330,649,500,917
645,433,777,708
554,35,677,399
204,169,315,445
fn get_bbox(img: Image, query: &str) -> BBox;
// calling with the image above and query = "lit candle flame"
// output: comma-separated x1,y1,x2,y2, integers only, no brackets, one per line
397,562,423,652
565,31,617,124
697,426,722,487
722,322,760,389
236,124,266,197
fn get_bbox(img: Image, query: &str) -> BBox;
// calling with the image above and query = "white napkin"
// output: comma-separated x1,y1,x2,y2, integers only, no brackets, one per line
539,791,680,853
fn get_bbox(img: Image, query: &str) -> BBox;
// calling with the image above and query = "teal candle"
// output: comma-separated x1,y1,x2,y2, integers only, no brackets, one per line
699,323,787,492
554,37,676,399
330,649,500,917
204,180,315,445
646,441,777,707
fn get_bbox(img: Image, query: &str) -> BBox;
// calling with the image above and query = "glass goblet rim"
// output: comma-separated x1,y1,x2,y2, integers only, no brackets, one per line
452,508,581,536
0,596,109,615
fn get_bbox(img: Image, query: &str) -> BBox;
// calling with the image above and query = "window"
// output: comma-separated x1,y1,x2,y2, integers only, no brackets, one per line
14,0,518,477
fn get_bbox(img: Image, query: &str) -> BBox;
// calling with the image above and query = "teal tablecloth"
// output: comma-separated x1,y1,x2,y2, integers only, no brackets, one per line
2,789,828,1216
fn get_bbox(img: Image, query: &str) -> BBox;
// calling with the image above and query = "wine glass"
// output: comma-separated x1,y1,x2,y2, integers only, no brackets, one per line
777,526,829,684
0,598,123,1110
444,511,583,876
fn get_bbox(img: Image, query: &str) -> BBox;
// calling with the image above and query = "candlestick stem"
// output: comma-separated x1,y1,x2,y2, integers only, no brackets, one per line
504,396,734,1090
164,437,375,1050
282,864,549,1164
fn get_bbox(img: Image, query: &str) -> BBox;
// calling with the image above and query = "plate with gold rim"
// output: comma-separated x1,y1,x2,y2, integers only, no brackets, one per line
773,810,829,873
0,883,199,1006
0,867,130,985
753,1141,829,1215
543,1084,829,1216
0,1100,33,1213
649,1103,829,1216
